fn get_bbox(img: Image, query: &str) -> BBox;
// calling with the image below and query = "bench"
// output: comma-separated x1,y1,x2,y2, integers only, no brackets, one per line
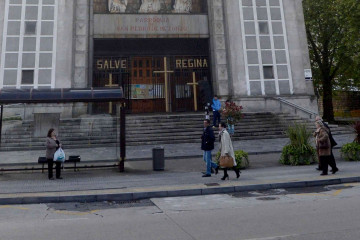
38,155,81,173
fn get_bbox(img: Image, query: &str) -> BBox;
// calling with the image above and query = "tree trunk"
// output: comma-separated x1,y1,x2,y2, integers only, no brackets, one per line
322,77,335,122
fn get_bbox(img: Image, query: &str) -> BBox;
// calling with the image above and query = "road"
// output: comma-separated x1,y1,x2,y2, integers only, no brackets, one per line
0,183,360,240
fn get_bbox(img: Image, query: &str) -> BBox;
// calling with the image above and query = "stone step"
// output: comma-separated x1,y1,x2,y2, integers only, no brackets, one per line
2,123,297,138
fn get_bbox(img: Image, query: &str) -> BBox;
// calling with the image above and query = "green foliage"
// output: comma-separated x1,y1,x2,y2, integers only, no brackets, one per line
215,150,249,169
340,142,360,161
280,144,317,166
280,124,317,165
3,116,22,121
303,0,360,121
286,123,312,147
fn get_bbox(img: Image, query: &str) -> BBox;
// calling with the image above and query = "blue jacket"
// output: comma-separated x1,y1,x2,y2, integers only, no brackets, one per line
201,126,215,151
211,99,221,111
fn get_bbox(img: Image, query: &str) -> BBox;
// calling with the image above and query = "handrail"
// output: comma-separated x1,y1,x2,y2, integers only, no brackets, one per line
272,97,318,119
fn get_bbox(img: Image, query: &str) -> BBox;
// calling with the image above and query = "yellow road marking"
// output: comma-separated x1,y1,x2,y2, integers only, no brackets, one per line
53,210,99,216
296,193,328,197
297,189,343,197
332,189,343,196
344,183,360,187
0,205,29,210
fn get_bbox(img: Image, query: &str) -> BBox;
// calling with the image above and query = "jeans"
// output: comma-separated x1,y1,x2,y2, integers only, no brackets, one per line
203,151,218,175
213,110,221,127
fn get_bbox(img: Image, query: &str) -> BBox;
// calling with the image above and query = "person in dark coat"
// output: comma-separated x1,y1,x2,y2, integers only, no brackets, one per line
315,116,339,174
46,128,62,180
201,119,219,177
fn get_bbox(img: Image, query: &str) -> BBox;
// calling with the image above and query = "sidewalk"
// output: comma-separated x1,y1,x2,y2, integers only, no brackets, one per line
0,133,355,165
0,149,359,204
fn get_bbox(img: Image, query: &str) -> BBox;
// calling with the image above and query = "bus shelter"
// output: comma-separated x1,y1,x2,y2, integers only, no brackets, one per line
0,88,126,172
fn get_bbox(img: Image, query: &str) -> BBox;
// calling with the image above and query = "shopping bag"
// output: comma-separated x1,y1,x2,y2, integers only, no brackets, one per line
219,155,234,168
54,148,66,162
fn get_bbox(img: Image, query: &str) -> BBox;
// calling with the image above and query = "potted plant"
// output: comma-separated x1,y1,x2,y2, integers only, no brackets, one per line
340,121,360,161
280,123,317,165
216,150,250,169
221,101,244,135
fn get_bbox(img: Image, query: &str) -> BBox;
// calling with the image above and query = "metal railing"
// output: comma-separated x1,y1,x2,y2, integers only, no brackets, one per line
273,97,318,119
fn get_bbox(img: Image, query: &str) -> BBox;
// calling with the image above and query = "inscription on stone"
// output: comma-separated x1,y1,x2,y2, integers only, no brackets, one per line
94,14,209,35
96,59,128,70
175,58,208,69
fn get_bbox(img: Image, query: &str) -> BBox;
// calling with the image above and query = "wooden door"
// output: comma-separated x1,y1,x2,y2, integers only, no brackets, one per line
130,57,165,113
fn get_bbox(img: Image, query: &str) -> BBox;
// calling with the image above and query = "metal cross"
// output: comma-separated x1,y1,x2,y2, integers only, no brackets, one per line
187,72,199,111
105,73,119,114
153,57,174,112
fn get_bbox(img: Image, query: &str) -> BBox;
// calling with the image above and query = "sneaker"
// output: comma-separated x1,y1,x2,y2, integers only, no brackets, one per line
202,174,211,177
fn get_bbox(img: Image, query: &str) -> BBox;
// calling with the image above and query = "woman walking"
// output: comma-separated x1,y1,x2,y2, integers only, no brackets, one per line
46,128,62,180
218,122,240,180
314,120,331,176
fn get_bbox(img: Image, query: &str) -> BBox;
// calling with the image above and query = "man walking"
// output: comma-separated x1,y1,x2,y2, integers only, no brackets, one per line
211,95,221,128
201,119,218,177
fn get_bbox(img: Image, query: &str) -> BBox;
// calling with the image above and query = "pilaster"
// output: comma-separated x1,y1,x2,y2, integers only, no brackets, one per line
208,0,230,98
73,0,90,88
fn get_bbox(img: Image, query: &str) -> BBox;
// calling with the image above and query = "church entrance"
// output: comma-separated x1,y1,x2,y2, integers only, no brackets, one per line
93,39,212,114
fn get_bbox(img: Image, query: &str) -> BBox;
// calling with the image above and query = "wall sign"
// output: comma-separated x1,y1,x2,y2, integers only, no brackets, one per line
96,59,128,70
94,14,209,36
304,69,313,81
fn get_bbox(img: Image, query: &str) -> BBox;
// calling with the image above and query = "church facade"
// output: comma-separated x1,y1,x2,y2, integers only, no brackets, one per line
0,0,318,115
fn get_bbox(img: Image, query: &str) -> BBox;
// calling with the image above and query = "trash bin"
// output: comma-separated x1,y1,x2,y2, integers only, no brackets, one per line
152,147,164,171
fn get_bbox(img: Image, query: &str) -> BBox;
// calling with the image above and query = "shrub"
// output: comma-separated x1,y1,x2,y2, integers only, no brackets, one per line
280,144,317,165
215,150,249,169
280,123,317,166
3,116,22,121
340,142,360,161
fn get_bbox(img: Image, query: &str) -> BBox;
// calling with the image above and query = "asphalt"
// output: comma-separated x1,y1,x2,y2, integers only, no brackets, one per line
0,144,359,205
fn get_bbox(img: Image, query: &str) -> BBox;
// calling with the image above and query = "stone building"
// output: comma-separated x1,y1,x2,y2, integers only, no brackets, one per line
0,0,318,115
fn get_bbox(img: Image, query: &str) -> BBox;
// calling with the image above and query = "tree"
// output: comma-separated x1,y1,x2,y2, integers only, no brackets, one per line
303,0,360,122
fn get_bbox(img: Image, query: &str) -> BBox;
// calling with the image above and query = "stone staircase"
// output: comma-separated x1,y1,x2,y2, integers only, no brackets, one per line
0,112,352,151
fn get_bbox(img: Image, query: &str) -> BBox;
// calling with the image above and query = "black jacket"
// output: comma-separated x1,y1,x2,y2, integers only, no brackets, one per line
201,126,215,151
322,121,337,147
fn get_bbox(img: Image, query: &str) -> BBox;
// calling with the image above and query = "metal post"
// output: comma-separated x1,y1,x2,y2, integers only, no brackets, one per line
119,103,126,172
0,105,3,148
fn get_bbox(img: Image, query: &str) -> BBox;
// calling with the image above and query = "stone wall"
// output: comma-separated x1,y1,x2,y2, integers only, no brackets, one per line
208,0,230,98
283,0,314,96
55,0,75,88
73,0,90,88
0,0,4,69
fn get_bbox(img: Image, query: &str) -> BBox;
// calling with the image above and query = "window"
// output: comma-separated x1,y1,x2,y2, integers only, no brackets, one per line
263,66,274,79
21,70,34,84
0,1,57,89
240,0,292,95
259,22,269,34
25,22,37,35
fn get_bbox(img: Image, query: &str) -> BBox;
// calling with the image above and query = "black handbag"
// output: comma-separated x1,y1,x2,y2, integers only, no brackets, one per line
319,140,329,149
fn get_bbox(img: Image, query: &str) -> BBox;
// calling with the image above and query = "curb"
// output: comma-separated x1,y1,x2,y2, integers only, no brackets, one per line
1,176,359,205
